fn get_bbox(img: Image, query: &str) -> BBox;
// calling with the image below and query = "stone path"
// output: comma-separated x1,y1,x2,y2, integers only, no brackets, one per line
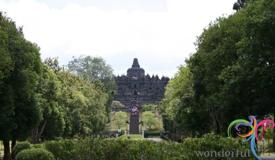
262,157,275,160
145,137,163,142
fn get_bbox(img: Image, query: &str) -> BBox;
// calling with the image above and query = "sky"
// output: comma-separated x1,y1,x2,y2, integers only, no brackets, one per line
0,0,236,77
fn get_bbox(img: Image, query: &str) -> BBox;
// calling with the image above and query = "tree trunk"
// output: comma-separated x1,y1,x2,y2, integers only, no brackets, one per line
11,139,16,150
38,120,47,142
3,140,10,160
11,138,16,160
31,120,47,144
215,120,220,134
211,108,221,134
31,128,39,144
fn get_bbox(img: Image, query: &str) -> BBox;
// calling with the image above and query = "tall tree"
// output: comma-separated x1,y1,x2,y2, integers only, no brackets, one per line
68,56,116,122
0,13,41,160
68,56,115,93
112,111,128,130
44,57,62,73
188,0,275,134
142,111,160,130
161,0,275,138
160,67,204,136
57,70,108,136
31,64,64,143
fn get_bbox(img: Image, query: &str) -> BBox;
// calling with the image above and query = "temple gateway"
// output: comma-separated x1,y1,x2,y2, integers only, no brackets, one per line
113,58,169,134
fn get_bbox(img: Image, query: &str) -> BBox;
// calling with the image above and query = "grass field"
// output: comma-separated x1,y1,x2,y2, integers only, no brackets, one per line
118,134,143,140
105,111,163,132
104,112,129,131
0,142,3,158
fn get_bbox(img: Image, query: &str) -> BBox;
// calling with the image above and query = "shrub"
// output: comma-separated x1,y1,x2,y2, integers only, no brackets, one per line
12,142,31,157
180,134,252,160
44,140,75,160
74,138,106,160
35,134,253,160
74,136,249,160
15,148,54,160
32,143,43,149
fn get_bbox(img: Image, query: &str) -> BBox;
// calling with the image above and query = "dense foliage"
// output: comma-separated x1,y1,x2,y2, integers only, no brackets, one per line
142,111,161,130
56,69,109,137
160,67,197,136
161,0,275,138
0,14,112,160
0,12,42,160
43,140,75,160
15,148,54,160
12,142,31,158
13,134,251,160
68,56,116,122
142,104,158,112
30,59,110,142
112,111,128,130
68,56,115,92
31,64,64,143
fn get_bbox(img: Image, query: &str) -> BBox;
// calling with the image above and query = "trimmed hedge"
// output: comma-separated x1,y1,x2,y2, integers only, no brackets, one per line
15,148,54,160
39,134,252,160
181,134,252,160
14,134,251,160
44,140,75,160
72,136,251,160
12,142,31,157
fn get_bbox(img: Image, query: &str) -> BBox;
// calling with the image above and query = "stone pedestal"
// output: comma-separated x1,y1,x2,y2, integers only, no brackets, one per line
129,114,139,134
129,102,139,134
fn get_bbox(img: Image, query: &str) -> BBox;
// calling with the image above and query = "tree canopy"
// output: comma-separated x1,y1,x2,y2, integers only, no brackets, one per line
161,0,275,136
0,14,114,160
0,12,42,160
142,111,160,130
68,56,116,93
112,111,128,130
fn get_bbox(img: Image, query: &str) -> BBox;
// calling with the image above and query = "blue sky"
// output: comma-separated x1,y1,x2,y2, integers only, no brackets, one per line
0,0,235,77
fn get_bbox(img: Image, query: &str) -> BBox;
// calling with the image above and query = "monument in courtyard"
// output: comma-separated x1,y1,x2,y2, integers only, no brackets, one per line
113,58,169,134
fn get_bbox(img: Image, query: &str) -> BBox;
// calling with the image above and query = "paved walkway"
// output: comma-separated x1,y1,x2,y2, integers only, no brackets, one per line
262,157,275,160
145,137,163,142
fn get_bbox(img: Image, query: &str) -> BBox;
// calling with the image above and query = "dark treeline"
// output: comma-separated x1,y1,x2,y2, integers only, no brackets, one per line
161,0,275,138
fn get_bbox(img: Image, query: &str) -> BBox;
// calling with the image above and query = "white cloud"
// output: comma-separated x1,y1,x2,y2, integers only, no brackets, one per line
0,0,235,77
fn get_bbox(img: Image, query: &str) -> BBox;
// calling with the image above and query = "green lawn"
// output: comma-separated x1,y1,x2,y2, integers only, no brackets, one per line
105,111,163,132
118,134,143,140
104,112,129,131
0,142,3,157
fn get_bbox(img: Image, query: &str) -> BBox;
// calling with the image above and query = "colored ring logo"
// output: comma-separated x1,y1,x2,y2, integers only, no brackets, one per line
228,116,275,160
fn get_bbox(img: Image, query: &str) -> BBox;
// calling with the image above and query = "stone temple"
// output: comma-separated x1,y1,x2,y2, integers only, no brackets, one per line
113,58,169,133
